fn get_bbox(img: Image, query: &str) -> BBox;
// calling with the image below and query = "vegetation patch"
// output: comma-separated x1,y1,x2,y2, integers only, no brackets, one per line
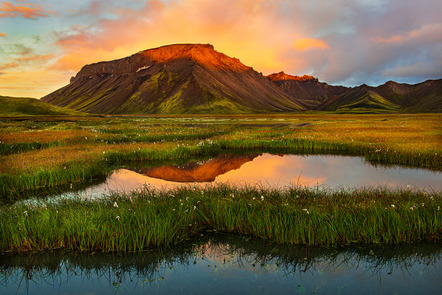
1,186,440,253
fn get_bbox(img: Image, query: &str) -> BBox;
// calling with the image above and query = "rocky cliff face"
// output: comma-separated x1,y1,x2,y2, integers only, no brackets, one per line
267,71,318,82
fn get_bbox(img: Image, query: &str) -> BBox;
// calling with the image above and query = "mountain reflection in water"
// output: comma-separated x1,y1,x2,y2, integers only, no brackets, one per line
1,235,440,295
106,153,441,193
136,154,259,182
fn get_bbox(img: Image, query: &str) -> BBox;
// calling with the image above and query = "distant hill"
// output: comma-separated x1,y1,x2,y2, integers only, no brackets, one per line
41,44,305,114
266,71,348,109
0,96,87,116
41,43,441,114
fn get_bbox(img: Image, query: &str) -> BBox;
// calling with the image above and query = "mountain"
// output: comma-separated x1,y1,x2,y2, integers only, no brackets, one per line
268,72,442,113
0,95,87,116
41,44,305,114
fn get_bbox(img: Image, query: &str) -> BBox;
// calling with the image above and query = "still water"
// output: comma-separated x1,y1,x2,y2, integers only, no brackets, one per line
74,153,442,199
1,235,440,295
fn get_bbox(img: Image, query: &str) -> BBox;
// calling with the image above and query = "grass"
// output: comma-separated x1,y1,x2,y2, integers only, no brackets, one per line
0,96,88,116
0,186,440,253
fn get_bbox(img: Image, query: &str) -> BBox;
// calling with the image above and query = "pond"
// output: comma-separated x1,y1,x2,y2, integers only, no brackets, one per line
64,153,441,200
1,234,440,294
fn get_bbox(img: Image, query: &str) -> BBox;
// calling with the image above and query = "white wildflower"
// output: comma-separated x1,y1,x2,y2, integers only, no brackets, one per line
391,204,395,208
113,202,119,208
116,216,120,221
23,211,28,216
261,196,264,201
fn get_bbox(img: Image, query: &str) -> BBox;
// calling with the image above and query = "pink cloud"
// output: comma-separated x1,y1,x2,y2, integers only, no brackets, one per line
0,32,6,37
373,23,442,45
0,1,54,19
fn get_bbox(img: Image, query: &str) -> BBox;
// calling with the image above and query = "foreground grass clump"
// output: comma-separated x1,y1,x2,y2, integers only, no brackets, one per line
1,186,440,253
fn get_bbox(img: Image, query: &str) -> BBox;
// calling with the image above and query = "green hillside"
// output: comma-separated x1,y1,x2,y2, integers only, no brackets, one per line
0,96,89,116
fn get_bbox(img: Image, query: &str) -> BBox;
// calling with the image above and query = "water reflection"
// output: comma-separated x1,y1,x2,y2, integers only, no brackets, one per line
100,153,441,194
1,235,440,294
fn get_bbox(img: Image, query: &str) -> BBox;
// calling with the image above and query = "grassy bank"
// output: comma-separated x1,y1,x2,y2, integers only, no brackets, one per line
1,114,441,197
1,186,440,253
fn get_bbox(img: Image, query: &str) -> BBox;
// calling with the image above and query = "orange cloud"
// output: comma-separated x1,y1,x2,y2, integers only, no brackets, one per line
52,0,298,75
0,1,54,19
293,38,330,51
0,62,20,71
0,32,6,37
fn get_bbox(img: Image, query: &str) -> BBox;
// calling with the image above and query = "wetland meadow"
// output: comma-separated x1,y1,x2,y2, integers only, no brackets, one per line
1,113,441,294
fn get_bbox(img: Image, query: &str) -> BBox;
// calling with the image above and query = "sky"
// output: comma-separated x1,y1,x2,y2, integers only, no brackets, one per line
0,0,441,98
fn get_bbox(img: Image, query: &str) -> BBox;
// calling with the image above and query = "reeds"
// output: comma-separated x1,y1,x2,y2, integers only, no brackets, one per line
1,186,440,253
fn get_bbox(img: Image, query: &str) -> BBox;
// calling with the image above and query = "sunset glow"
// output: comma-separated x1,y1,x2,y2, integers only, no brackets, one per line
0,0,441,98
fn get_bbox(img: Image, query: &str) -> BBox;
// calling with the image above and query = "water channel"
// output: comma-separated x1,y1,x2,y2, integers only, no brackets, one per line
1,234,441,295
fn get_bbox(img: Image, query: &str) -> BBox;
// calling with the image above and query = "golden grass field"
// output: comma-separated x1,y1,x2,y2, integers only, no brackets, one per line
1,114,440,175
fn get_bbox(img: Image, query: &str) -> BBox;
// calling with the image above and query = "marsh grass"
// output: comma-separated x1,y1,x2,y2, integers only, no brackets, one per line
1,186,440,253
0,142,62,155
